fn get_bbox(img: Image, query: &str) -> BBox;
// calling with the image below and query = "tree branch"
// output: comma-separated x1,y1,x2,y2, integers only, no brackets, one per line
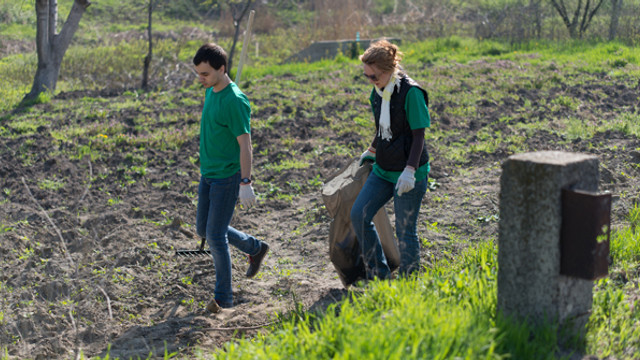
232,0,252,22
49,0,58,45
582,0,605,34
549,0,571,30
54,0,91,64
579,0,591,36
35,0,50,63
197,321,276,331
227,0,253,72
572,0,582,24
21,177,75,268
73,158,92,211
97,286,113,320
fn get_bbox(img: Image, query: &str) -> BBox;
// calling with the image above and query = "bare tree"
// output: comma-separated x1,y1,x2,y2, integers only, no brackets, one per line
530,0,543,38
549,0,606,39
609,0,623,41
141,0,153,90
25,0,91,101
226,0,253,74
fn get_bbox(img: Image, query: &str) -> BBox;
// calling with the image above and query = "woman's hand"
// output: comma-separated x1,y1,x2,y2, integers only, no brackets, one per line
395,166,416,196
359,147,376,166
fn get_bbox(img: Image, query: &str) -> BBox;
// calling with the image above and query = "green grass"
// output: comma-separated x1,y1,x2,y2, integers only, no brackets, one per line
2,35,639,114
609,204,640,273
206,240,562,360
263,159,310,173
199,207,640,360
586,204,640,358
403,38,640,76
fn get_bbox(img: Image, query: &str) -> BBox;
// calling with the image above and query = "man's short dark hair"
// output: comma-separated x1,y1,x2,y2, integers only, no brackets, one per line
193,43,228,73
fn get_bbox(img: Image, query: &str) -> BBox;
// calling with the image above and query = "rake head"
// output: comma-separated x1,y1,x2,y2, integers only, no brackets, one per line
175,249,211,257
175,237,211,257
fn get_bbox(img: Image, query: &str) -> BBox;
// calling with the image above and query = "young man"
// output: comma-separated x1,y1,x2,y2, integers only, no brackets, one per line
193,43,269,312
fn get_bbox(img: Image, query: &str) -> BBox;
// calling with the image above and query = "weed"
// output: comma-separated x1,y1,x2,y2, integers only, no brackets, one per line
286,181,301,192
307,174,323,188
551,95,581,111
107,197,122,206
264,159,309,173
477,214,499,223
131,164,148,176
37,177,65,191
0,224,12,233
152,181,172,189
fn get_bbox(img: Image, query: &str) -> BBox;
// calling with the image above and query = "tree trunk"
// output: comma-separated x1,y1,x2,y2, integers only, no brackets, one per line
25,0,91,101
142,0,153,90
578,0,605,38
529,0,542,38
609,0,622,41
549,0,605,39
227,0,253,74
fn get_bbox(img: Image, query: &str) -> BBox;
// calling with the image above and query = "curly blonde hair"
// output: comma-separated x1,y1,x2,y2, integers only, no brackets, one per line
359,39,403,73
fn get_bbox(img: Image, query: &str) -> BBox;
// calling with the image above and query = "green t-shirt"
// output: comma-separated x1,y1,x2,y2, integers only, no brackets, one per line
199,82,251,179
369,86,431,183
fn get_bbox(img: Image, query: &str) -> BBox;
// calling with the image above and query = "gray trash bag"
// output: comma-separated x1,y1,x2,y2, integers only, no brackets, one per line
322,157,400,287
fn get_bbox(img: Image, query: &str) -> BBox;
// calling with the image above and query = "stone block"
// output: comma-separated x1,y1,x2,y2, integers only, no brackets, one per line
498,151,599,331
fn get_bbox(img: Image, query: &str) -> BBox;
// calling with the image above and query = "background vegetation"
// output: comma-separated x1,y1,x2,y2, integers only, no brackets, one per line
2,0,640,111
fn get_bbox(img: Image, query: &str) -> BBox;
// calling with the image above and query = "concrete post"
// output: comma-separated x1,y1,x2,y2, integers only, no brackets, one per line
498,151,599,331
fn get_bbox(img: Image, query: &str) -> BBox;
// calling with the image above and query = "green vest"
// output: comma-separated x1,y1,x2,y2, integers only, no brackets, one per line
368,84,431,183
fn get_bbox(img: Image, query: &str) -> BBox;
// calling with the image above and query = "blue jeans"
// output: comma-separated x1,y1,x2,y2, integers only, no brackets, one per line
196,173,261,307
350,172,427,279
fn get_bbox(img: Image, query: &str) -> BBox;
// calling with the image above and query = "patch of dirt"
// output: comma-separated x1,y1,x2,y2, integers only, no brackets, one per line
0,38,34,59
1,66,639,360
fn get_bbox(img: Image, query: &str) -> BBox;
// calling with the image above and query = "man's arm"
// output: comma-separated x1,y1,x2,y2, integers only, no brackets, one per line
236,132,256,207
237,133,252,180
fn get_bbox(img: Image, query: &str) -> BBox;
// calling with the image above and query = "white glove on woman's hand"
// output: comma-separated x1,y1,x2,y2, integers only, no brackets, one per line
359,147,376,166
238,184,256,207
395,167,416,196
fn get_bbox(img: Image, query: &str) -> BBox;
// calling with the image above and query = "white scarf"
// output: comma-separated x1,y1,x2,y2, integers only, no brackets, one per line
374,71,400,141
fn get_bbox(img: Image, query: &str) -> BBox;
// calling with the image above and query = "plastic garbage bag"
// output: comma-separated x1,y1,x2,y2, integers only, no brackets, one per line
322,158,400,287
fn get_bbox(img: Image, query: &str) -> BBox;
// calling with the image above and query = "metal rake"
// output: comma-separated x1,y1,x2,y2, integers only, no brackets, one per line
175,236,211,257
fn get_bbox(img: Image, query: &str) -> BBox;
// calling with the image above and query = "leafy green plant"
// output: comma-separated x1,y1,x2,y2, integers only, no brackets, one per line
608,204,640,273
551,95,581,111
588,280,640,358
307,174,323,189
263,159,310,173
107,197,122,206
0,223,12,234
152,180,172,189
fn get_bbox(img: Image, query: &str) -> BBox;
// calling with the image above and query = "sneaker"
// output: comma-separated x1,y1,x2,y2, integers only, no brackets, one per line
246,242,269,278
206,299,221,313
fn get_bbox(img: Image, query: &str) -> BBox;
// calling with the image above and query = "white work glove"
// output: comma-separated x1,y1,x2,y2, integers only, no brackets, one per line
395,167,416,196
238,184,256,208
359,147,376,166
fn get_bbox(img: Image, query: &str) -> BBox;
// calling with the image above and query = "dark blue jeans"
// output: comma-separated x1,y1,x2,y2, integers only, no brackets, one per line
350,172,427,279
196,173,261,307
